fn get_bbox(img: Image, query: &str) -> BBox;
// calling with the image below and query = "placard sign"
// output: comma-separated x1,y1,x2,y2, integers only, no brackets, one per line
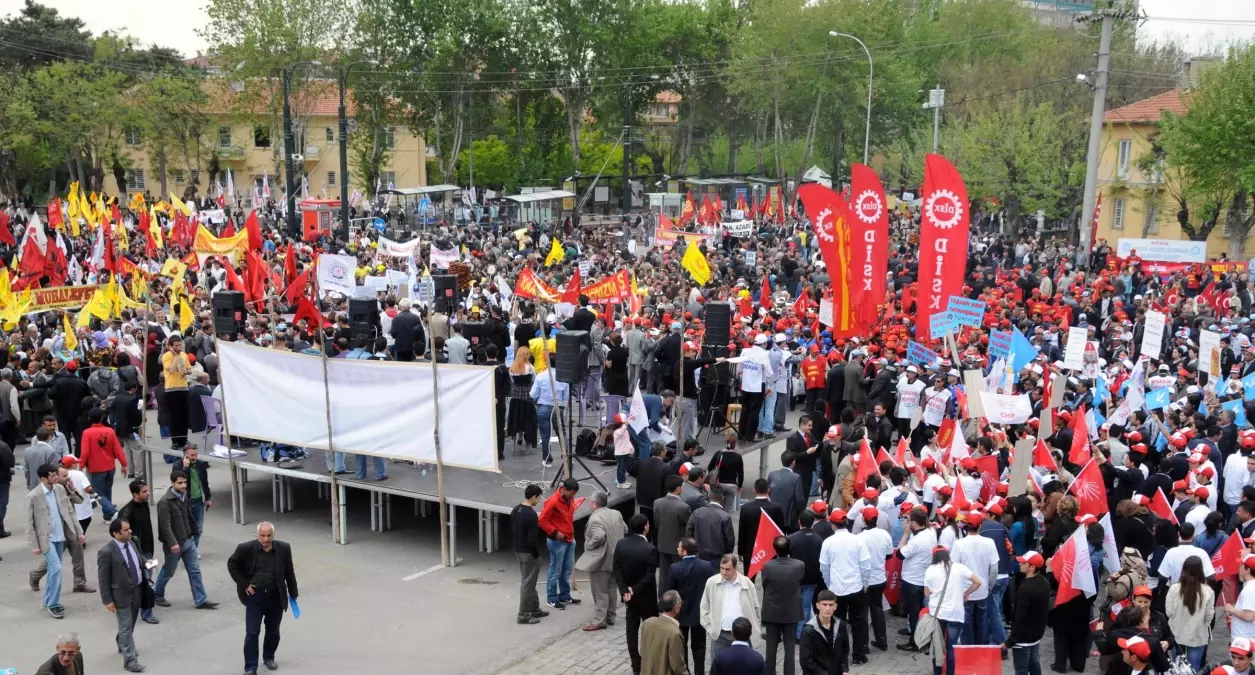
1063,326,1088,370
907,341,939,366
929,311,957,340
946,296,986,328
988,330,1013,359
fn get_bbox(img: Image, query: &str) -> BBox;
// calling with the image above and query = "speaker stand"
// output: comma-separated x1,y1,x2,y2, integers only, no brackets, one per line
549,390,608,493
697,384,750,448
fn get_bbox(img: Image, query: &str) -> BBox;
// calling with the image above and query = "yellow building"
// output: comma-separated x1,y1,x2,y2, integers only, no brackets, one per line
1094,87,1247,259
103,78,426,204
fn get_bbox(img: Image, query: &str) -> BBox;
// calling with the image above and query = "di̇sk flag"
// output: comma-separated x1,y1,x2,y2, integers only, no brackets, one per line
797,184,860,338
916,154,971,340
849,163,889,327
747,509,785,579
1049,523,1097,607
1213,531,1245,579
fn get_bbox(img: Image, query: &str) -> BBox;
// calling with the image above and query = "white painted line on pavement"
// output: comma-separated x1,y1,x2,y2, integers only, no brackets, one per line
402,559,463,581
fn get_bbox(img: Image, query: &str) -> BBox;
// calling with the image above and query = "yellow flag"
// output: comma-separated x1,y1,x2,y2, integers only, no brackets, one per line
544,238,565,267
0,268,13,308
63,313,78,351
104,277,124,318
177,293,194,331
1,289,33,330
681,240,711,286
149,206,163,249
114,216,129,250
67,182,81,220
161,257,187,279
170,192,192,216
131,275,148,302
117,281,145,311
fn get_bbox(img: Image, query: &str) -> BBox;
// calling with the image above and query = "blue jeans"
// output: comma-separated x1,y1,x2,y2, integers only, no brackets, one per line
42,540,66,609
324,451,346,472
154,539,208,606
89,470,117,519
545,538,574,604
985,577,1010,645
189,498,205,546
1012,643,1042,675
759,390,777,434
797,584,817,639
935,619,962,675
537,405,555,462
1184,645,1206,671
962,597,988,645
355,454,387,480
616,456,629,484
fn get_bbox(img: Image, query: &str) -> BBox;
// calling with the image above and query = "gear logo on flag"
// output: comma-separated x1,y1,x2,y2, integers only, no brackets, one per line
814,207,836,242
924,189,964,229
325,259,350,282
854,190,883,224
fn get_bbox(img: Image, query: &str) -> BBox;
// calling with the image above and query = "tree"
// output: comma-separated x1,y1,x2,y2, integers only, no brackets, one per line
137,73,211,198
0,1,92,71
1159,44,1255,257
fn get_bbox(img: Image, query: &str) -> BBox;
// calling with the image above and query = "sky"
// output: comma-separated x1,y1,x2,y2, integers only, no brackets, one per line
2,0,1253,60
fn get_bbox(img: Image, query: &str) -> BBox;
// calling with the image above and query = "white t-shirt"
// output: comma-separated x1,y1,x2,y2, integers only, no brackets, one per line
950,532,999,601
958,474,983,502
922,387,952,427
67,470,94,521
1158,544,1217,584
923,474,947,505
1185,503,1212,533
1224,453,1253,506
938,524,962,550
896,377,926,420
899,527,938,586
858,527,894,586
925,562,974,623
1233,580,1255,640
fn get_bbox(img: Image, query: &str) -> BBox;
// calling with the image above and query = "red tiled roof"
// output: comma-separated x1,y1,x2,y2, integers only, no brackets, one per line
655,91,681,104
1103,88,1190,124
201,78,352,117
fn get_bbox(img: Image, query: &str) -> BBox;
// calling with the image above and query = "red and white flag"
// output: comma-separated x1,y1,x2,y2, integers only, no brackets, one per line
853,439,878,495
895,437,925,485
1069,405,1091,465
1213,531,1245,579
916,154,971,339
954,645,1003,675
1150,487,1178,525
1049,524,1097,606
1032,438,1058,472
849,163,889,331
1069,459,1108,519
747,510,785,578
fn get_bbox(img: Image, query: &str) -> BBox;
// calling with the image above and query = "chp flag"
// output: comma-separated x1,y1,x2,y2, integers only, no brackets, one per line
797,184,861,337
916,154,971,340
746,509,785,578
1049,524,1097,607
849,163,889,327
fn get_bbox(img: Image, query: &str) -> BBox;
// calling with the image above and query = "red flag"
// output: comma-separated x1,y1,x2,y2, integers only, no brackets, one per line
293,296,329,328
222,222,237,239
1069,405,1091,465
759,275,773,310
0,210,13,246
102,230,119,274
18,236,46,278
46,200,63,228
917,154,971,340
853,439,878,494
698,194,715,226
142,210,157,258
1068,459,1109,518
883,555,903,605
559,265,582,305
954,645,1003,675
1150,487,1178,525
244,250,266,305
222,258,246,293
775,187,785,224
797,184,860,338
284,244,298,286
1050,525,1097,606
285,268,311,305
181,251,201,272
973,455,999,502
896,437,925,485
1032,438,1058,472
747,509,785,578
876,446,896,468
43,242,68,287
849,164,889,331
952,477,972,510
936,418,957,451
1214,533,1245,579
679,193,697,224
792,288,811,317
110,202,122,227
659,213,678,231
244,210,263,251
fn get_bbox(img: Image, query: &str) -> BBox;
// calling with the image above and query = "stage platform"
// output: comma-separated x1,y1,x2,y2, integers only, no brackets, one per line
136,422,782,563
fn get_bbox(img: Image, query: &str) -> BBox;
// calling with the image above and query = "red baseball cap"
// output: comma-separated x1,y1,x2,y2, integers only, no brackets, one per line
810,499,828,515
921,456,938,470
1230,637,1255,657
1132,585,1153,598
59,455,76,467
965,511,985,527
960,457,977,470
1196,466,1216,479
1016,551,1045,568
1173,480,1190,492
1075,514,1097,525
1118,636,1152,660
938,504,958,518
828,509,848,524
1132,494,1151,506
863,488,880,501
1194,486,1211,500
861,506,880,523
938,485,953,496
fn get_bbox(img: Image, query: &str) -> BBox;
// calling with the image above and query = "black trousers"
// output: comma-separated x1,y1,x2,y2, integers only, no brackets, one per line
680,624,707,675
244,587,284,671
495,403,506,460
740,391,765,439
165,390,189,449
804,389,825,418
765,621,798,675
625,599,659,672
837,589,869,660
866,582,887,646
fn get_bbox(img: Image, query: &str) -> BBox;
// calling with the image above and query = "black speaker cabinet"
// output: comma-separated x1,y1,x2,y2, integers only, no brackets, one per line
554,330,590,385
432,275,459,313
703,302,731,347
212,291,245,337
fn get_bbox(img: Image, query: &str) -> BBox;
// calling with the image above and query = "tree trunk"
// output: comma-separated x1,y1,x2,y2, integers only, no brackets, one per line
754,114,765,174
772,91,783,180
566,89,582,172
1227,190,1252,261
157,148,168,199
110,152,126,198
74,151,86,191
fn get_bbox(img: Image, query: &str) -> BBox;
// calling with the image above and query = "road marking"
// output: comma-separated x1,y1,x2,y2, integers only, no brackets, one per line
402,559,463,581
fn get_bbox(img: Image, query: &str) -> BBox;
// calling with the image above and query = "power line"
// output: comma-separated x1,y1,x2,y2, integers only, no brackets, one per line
1143,16,1255,26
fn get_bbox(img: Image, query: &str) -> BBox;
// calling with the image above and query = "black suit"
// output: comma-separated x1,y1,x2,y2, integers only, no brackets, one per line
633,456,667,531
614,534,660,673
666,555,717,675
227,540,299,672
565,307,596,333
390,311,425,360
738,498,785,574
710,642,767,675
787,431,818,502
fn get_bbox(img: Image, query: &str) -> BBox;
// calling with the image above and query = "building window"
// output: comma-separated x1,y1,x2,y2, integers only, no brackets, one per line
218,126,232,148
124,127,142,146
254,125,271,148
327,171,336,186
382,127,396,149
1117,139,1132,179
326,127,335,142
171,169,186,184
1145,202,1159,234
379,171,396,187
189,169,200,185
124,169,145,191
1112,198,1125,230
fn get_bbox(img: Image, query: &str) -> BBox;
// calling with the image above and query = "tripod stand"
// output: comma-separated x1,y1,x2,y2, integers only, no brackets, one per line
548,388,607,493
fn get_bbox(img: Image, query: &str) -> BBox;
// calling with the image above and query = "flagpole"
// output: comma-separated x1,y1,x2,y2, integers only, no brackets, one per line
426,303,452,566
137,301,155,486
313,273,344,545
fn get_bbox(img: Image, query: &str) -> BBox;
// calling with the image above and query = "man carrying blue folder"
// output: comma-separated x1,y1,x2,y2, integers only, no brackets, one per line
227,522,299,675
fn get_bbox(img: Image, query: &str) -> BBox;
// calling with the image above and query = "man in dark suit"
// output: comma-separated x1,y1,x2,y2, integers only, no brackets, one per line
614,514,660,675
786,417,819,500
738,478,785,574
653,474,691,596
98,518,149,673
564,294,597,332
227,521,299,675
666,537,716,675
788,510,827,639
389,299,425,362
633,442,669,532
709,617,766,675
760,536,805,675
768,452,805,535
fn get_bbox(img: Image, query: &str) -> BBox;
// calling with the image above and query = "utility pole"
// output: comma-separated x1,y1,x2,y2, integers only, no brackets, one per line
622,86,632,215
925,85,944,153
1077,8,1119,266
282,68,298,239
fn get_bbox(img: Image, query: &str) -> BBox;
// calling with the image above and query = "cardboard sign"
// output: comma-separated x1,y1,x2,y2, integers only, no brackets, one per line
1008,438,1035,497
1063,326,1088,371
988,330,1012,360
744,250,757,266
1200,329,1222,377
907,341,939,366
964,369,987,419
818,299,833,327
946,296,986,328
930,311,957,340
1141,310,1166,358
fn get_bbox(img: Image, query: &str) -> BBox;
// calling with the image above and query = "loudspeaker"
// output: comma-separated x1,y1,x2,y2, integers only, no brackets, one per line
212,291,245,337
348,298,379,343
554,330,590,385
703,303,731,347
433,275,459,313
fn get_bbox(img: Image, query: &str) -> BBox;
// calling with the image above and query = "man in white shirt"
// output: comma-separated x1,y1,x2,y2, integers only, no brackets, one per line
895,507,937,651
1226,556,1255,642
921,457,948,511
949,512,1000,645
857,506,894,651
924,550,982,675
895,366,926,439
60,456,96,533
736,334,775,441
818,509,872,665
1158,522,1218,585
1184,487,1213,533
1224,450,1255,519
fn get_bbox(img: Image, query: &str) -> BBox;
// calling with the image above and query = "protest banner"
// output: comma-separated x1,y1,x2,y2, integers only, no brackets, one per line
1199,329,1222,377
946,296,985,328
988,330,1012,359
193,225,249,263
722,220,754,236
1141,310,1165,358
929,311,957,340
653,227,712,248
376,235,422,258
818,299,833,327
907,341,939,366
429,246,460,269
18,284,98,313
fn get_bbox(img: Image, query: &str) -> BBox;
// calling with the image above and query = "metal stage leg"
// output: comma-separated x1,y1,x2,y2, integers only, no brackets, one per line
237,465,247,525
493,513,500,551
318,482,327,500
286,479,294,512
414,498,419,516
759,445,769,480
478,510,486,553
272,475,280,513
421,500,431,518
385,494,392,531
448,505,457,567
370,492,379,532
337,483,348,545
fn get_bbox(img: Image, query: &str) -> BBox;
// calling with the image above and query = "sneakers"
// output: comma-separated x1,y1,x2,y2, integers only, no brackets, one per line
195,601,220,609
542,460,554,468
124,663,146,673
616,482,632,489
547,600,566,610
263,660,278,671
565,598,582,605
48,605,65,619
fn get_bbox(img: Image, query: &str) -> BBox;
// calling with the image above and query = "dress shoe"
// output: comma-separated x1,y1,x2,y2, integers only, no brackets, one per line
73,584,96,593
530,609,550,618
897,628,911,636
583,623,607,631
195,601,220,609
142,614,160,624
153,596,171,607
872,641,889,652
263,660,278,671
30,574,40,592
517,616,540,624
853,656,869,666
0,530,11,538
124,663,146,673
896,642,918,652
244,671,258,675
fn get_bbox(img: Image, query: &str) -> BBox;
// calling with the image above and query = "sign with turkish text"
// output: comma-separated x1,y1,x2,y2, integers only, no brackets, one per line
1116,237,1206,263
946,296,985,328
907,340,939,366
988,330,1012,359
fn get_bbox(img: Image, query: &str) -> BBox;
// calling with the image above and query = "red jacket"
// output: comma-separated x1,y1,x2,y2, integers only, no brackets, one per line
537,491,574,542
79,423,126,472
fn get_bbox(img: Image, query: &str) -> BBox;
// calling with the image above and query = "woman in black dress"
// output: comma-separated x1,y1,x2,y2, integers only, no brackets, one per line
505,347,537,448
603,332,630,397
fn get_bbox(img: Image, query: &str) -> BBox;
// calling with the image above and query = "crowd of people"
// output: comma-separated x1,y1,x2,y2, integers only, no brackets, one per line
2,184,1255,675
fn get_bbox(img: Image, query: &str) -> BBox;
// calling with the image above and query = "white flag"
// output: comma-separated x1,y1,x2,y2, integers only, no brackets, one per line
627,387,649,434
316,254,357,297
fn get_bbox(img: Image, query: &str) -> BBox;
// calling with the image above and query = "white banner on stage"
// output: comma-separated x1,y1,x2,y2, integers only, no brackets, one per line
217,342,499,472
376,235,422,258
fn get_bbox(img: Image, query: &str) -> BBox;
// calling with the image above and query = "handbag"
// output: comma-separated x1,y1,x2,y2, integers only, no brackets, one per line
913,562,953,652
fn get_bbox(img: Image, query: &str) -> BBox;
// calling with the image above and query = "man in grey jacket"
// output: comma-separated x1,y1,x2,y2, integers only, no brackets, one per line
761,536,806,675
575,492,627,631
768,451,806,534
652,475,691,598
625,320,646,395
24,426,63,490
152,470,218,610
685,484,735,564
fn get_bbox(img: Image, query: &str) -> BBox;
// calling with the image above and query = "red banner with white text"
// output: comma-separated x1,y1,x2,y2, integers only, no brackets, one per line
917,154,971,339
797,184,861,338
850,163,890,327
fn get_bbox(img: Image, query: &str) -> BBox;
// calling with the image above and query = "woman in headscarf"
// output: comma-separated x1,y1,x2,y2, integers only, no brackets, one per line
119,333,143,364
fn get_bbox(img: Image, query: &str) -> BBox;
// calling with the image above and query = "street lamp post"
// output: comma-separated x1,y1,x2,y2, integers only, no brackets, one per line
282,60,321,239
829,31,873,165
338,60,376,241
